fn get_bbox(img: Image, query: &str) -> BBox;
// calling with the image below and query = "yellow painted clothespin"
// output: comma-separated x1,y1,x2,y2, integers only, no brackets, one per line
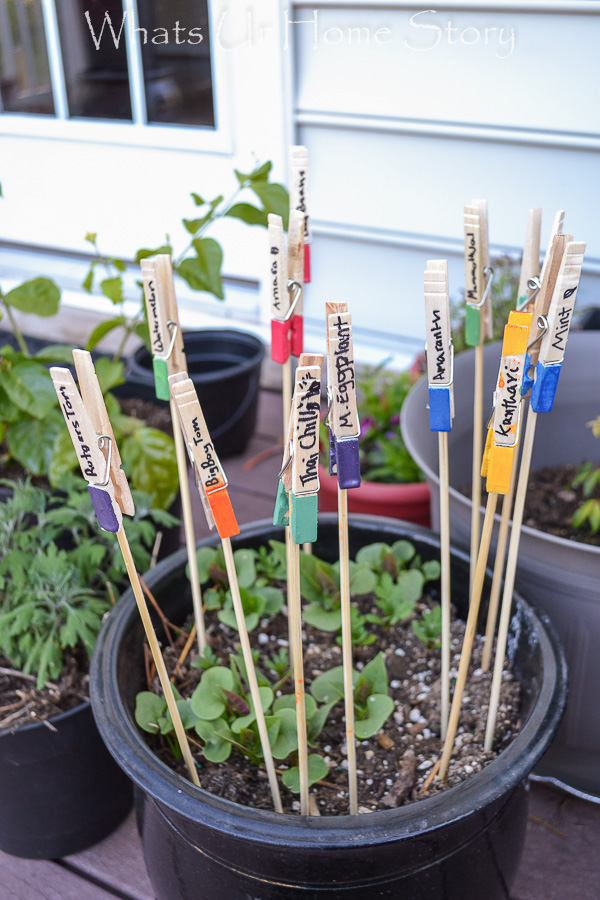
325,302,360,489
141,255,186,401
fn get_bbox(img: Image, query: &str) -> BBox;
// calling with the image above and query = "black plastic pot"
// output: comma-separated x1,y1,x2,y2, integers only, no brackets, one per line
119,329,265,458
0,701,132,859
91,515,567,900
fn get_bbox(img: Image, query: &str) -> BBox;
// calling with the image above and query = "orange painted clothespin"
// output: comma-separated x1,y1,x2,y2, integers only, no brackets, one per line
325,303,361,489
141,255,186,401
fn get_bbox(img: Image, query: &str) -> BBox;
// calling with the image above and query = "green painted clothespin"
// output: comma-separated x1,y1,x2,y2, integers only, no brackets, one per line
141,255,186,400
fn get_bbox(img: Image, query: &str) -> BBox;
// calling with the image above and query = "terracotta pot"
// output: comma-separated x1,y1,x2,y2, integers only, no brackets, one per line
318,464,431,527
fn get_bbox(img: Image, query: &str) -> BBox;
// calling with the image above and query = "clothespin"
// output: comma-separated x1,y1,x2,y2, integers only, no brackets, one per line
516,208,542,311
521,232,570,397
481,311,532,494
531,240,585,413
424,261,454,432
290,146,311,283
141,255,186,401
325,302,361,489
464,200,493,346
169,374,239,540
287,209,305,358
50,363,132,534
273,401,294,528
268,214,292,365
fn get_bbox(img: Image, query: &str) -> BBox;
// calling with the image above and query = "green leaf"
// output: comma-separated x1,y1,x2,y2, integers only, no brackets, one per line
249,182,289,224
282,754,328,793
0,386,23,423
4,277,60,317
135,691,167,733
110,258,126,273
82,268,94,293
100,276,123,304
302,603,341,632
33,345,76,363
355,694,394,739
48,425,78,485
233,548,256,589
310,666,351,705
355,543,388,569
391,540,416,565
234,161,272,185
361,652,388,696
396,569,425,605
94,357,125,393
178,239,224,299
6,414,62,475
422,559,441,582
135,245,173,263
258,585,284,616
193,547,218,583
120,426,178,510
190,666,236,720
349,563,377,595
230,686,274,733
182,216,211,235
224,203,268,227
191,193,204,206
218,588,265,633
86,317,127,352
2,361,57,418
269,707,298,758
195,717,234,762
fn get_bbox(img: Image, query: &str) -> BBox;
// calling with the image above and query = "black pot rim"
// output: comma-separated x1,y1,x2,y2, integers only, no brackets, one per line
0,698,90,738
91,514,567,848
131,328,265,386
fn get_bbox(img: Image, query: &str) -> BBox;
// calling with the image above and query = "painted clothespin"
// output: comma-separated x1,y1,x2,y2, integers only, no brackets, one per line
141,255,186,401
531,240,585,413
268,213,292,365
516,208,542,311
464,199,493,347
481,310,532,494
288,209,305,358
50,365,130,534
424,261,454,432
325,302,361,489
290,146,311,284
169,374,239,540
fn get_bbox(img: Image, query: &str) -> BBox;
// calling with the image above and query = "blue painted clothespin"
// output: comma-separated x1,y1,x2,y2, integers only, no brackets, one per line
424,260,454,433
141,255,187,401
326,303,361,490
50,355,134,533
531,240,586,413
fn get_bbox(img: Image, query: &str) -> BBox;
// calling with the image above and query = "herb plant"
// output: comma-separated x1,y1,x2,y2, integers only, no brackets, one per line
412,606,443,650
572,416,600,535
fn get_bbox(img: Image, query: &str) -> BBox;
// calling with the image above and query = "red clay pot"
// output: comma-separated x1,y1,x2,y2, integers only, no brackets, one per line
318,464,431,527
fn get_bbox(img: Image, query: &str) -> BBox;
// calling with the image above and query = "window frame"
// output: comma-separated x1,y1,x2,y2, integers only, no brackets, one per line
0,0,232,154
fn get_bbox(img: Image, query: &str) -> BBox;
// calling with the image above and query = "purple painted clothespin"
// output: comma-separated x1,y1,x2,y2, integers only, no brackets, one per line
326,304,361,491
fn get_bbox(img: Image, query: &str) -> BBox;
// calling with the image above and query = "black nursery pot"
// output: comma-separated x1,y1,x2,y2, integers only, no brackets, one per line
91,515,567,900
0,701,132,859
119,329,265,458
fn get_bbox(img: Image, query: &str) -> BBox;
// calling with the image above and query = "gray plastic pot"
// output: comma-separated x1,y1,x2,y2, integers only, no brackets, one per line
401,331,600,798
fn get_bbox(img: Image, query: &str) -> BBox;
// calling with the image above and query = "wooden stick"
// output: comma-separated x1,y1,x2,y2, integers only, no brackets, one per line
439,492,498,780
287,498,309,815
338,487,358,813
470,344,484,592
222,537,283,813
170,396,206,653
117,527,199,786
438,430,451,738
516,208,542,309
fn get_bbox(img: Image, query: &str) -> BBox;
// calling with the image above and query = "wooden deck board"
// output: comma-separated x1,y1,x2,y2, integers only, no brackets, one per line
0,852,120,900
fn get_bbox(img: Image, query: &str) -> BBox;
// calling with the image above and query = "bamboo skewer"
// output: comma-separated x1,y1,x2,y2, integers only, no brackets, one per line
423,260,454,740
287,495,309,815
140,256,206,652
337,486,358,813
169,374,283,813
484,238,585,752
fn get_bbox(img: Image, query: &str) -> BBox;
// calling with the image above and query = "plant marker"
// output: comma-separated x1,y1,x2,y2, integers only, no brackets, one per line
481,210,542,671
50,361,199,786
287,208,305,359
464,200,493,593
140,255,206,652
439,309,531,780
423,260,454,739
169,373,283,813
326,302,361,814
290,145,311,286
275,354,324,814
484,238,585,752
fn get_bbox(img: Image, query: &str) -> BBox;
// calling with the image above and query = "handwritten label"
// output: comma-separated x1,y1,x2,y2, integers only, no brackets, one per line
141,262,168,357
464,227,479,304
267,215,288,319
491,354,525,446
539,242,585,365
291,146,311,244
424,266,451,386
170,378,227,495
292,366,321,494
327,313,359,438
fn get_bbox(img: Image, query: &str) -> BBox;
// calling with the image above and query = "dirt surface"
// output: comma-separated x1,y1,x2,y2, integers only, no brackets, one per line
145,590,521,816
524,463,600,547
0,651,90,732
118,397,173,435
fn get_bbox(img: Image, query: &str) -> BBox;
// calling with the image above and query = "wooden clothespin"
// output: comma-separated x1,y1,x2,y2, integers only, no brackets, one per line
169,374,239,540
290,146,311,283
268,214,291,365
325,302,360,490
464,200,492,347
481,310,532,494
531,240,586,413
288,210,305,358
140,255,186,401
50,366,126,534
539,210,565,289
424,261,454,432
516,208,542,311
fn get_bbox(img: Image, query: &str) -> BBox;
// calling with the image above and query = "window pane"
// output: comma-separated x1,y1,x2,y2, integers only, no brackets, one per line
0,0,55,115
55,0,132,120
137,0,214,127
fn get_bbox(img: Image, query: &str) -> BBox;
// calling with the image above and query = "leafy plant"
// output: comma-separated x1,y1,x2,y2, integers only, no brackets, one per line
310,652,394,739
82,161,289,361
412,606,442,650
0,478,175,688
572,417,600,535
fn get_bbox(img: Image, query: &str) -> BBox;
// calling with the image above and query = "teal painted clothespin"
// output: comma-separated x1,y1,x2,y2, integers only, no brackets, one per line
424,260,455,432
141,255,187,401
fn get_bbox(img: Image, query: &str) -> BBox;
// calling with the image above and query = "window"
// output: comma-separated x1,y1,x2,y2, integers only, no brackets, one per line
0,0,215,127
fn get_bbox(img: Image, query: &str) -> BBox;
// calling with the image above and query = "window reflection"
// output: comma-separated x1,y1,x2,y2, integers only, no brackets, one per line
55,0,132,120
0,0,55,115
137,0,214,127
